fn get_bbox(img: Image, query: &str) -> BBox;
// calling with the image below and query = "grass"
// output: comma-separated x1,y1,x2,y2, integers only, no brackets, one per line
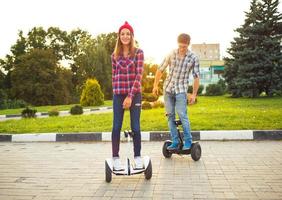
0,96,281,134
0,100,113,115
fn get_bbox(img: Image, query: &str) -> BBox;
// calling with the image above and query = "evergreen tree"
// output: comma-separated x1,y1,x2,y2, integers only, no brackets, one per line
224,0,282,97
259,0,282,96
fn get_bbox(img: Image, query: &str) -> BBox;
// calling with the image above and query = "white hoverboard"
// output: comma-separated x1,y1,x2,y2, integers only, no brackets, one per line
105,131,152,183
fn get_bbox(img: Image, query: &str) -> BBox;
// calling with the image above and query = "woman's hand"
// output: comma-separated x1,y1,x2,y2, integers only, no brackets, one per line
123,96,132,109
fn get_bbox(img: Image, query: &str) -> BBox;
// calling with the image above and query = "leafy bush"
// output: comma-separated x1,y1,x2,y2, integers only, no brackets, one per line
21,107,37,118
142,101,152,110
217,79,227,92
70,105,83,115
80,79,104,106
142,93,158,102
188,85,204,95
152,101,164,108
0,98,28,110
48,108,59,117
205,84,225,96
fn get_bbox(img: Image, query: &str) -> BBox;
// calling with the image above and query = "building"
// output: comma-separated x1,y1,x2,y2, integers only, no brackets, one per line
198,60,225,85
190,43,224,92
191,43,220,60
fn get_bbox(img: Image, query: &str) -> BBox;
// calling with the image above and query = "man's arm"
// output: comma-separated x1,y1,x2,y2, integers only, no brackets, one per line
192,77,200,96
189,77,199,104
152,70,163,96
189,55,200,104
152,53,171,95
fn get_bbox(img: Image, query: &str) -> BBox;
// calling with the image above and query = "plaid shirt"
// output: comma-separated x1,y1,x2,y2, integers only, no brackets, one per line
158,49,200,94
111,48,144,98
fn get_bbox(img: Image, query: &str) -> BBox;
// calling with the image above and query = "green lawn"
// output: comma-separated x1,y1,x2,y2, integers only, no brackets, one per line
0,96,281,133
0,100,113,115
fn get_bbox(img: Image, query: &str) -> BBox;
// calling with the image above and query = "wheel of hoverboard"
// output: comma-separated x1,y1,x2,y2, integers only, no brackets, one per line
105,160,112,183
191,142,201,161
144,159,152,180
162,141,172,158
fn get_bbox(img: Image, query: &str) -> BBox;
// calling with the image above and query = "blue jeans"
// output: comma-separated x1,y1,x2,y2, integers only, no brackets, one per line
164,92,192,144
112,93,142,157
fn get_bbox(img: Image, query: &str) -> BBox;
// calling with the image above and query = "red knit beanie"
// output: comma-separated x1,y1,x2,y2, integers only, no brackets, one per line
118,21,134,35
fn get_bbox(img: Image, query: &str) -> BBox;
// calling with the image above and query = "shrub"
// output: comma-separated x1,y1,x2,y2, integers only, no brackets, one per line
198,85,204,95
152,101,164,108
0,98,28,110
142,93,158,102
70,105,83,115
21,107,37,118
205,84,224,96
80,79,104,106
142,101,152,110
0,89,7,109
188,85,204,95
48,108,59,117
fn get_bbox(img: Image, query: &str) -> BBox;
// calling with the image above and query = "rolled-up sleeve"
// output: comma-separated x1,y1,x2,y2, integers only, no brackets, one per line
111,54,116,84
192,55,200,78
128,50,144,98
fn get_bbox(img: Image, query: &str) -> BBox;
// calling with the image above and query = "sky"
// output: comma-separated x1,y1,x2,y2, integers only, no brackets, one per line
0,0,281,64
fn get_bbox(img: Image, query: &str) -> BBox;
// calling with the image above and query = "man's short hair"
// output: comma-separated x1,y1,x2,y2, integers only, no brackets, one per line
177,33,191,44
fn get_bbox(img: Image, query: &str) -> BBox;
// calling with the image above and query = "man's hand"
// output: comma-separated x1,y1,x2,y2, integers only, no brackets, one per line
123,96,132,109
189,94,197,105
152,86,159,96
152,70,162,96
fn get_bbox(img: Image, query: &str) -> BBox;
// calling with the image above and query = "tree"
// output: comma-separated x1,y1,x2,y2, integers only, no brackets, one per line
0,27,118,103
0,69,5,89
73,32,117,99
93,43,112,99
223,0,282,97
258,0,282,96
10,49,71,106
0,27,94,103
0,69,7,107
0,31,27,95
74,42,112,99
95,32,117,55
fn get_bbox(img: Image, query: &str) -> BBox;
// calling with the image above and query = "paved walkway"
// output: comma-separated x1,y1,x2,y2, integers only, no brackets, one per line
0,141,281,199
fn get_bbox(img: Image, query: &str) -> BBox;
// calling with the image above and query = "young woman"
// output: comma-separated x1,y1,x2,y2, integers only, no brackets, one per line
111,21,144,170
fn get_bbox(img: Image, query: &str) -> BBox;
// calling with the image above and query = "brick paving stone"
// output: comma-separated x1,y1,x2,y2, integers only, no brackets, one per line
0,141,282,199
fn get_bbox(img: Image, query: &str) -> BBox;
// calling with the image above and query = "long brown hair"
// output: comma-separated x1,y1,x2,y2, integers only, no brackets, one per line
113,32,137,59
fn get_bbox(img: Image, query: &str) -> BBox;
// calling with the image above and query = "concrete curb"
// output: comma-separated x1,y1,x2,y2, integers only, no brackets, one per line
0,130,281,142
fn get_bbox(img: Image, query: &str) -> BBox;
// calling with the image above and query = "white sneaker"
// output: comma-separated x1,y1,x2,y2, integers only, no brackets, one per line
134,156,144,169
112,157,124,171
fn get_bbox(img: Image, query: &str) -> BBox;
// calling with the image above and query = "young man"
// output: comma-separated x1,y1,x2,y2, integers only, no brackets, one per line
152,33,200,150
